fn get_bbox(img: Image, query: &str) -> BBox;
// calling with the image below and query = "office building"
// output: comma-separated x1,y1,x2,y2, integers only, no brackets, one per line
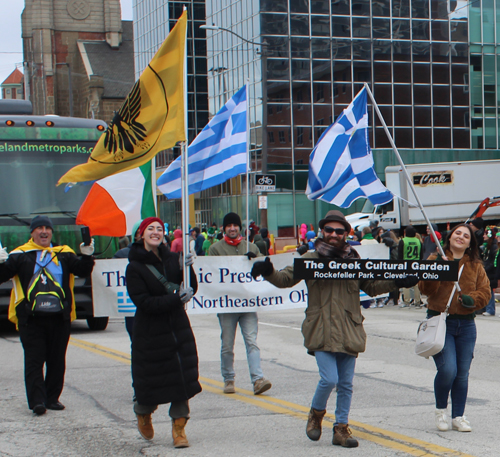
133,0,210,227
202,0,500,235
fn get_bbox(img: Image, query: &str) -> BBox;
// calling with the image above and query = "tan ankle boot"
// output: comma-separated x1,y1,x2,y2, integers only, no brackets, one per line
332,423,358,448
306,408,326,441
136,413,154,440
172,417,190,448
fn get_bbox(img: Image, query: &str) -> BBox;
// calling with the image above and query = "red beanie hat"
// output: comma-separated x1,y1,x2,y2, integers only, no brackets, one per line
138,217,164,237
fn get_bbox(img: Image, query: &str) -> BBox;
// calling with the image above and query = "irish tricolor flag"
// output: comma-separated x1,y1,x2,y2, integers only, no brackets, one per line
76,162,156,237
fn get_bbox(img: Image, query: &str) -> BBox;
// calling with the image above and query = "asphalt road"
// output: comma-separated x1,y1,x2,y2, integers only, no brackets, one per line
1,305,498,457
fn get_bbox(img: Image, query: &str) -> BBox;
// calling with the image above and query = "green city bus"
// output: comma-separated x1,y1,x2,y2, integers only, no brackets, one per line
0,102,116,330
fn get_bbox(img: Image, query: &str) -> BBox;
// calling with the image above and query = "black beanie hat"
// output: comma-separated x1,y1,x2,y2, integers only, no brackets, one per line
223,212,242,230
471,218,484,230
405,225,416,237
30,215,54,232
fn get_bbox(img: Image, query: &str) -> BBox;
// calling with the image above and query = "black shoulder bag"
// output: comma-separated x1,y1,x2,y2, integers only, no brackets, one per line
145,264,179,294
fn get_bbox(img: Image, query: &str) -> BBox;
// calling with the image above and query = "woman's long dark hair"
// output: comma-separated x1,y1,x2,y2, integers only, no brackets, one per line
443,223,481,262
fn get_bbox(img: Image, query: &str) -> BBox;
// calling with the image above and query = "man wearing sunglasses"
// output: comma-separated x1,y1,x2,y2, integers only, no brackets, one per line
251,210,418,449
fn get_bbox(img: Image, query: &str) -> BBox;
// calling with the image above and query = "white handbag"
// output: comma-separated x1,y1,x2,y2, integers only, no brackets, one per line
415,265,464,358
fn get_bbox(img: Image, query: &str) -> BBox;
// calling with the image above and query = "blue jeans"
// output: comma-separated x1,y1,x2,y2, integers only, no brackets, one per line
311,351,356,426
432,318,476,418
218,312,263,383
485,290,496,315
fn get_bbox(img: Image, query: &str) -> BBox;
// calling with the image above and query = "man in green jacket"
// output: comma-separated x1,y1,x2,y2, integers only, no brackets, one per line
208,212,272,396
251,210,417,448
398,225,422,307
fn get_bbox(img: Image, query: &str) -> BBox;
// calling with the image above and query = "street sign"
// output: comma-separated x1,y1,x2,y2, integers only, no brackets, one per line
259,196,268,209
255,174,276,191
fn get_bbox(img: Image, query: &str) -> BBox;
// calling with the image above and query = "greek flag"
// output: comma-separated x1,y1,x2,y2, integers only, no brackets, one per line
157,85,247,199
306,88,393,208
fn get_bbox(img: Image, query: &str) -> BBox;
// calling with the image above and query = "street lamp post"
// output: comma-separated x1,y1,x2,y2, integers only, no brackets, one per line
201,24,270,228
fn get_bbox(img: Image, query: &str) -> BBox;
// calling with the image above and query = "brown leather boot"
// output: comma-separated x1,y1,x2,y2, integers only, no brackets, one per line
306,407,326,441
136,413,154,440
332,423,359,448
172,417,190,448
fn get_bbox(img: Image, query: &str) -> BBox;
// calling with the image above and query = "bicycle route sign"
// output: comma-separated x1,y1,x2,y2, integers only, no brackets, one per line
255,174,276,192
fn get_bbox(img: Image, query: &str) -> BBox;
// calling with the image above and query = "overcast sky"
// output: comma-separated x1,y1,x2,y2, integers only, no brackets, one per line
0,0,133,97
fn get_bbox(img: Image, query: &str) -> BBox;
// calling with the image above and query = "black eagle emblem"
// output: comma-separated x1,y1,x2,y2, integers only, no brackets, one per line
104,81,147,160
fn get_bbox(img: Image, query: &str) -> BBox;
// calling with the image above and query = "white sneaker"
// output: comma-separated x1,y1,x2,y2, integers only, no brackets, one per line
435,409,449,431
452,416,472,432
482,312,494,316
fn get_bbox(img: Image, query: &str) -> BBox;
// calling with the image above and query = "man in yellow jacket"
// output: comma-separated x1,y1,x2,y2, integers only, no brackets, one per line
0,216,94,415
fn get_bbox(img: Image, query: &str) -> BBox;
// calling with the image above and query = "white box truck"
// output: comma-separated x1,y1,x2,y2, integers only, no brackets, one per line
345,160,500,232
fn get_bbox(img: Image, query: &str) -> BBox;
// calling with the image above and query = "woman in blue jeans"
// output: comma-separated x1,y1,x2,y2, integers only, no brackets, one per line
419,224,490,432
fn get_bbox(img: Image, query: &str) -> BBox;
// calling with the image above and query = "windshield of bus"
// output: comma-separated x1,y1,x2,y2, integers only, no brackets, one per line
0,117,105,223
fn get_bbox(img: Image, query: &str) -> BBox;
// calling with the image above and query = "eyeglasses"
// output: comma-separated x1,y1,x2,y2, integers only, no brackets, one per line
323,227,346,235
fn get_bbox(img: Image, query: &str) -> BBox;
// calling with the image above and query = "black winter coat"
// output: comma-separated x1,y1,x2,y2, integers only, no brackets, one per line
125,242,201,405
482,240,499,289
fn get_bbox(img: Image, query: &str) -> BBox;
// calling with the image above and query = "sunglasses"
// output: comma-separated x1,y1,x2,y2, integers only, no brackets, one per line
323,227,346,235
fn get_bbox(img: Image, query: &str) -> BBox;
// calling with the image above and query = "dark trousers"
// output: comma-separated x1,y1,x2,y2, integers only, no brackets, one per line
125,316,135,343
19,316,71,409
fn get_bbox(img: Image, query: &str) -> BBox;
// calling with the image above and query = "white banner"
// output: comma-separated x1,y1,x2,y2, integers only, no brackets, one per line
187,252,306,314
91,244,389,317
92,258,131,317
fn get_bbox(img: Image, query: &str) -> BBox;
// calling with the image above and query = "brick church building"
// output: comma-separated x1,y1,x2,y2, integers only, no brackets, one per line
21,0,134,122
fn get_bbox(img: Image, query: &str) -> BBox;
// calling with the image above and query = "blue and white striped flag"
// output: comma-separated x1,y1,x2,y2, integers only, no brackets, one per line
157,85,247,199
306,88,393,208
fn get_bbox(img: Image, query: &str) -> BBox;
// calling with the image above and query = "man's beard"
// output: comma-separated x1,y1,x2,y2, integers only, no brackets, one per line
324,236,345,248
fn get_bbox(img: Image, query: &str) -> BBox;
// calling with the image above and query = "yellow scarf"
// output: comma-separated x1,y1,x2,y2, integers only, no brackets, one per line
8,240,77,327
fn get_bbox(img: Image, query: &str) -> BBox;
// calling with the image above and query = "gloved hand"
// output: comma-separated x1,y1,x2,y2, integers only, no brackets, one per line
395,274,419,289
246,251,258,260
179,252,194,268
251,257,274,279
458,293,474,309
297,245,308,255
382,238,393,247
179,283,194,304
80,239,95,256
0,247,8,264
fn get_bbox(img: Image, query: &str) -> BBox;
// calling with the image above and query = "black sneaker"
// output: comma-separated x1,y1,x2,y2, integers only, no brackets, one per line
33,404,46,415
46,401,65,411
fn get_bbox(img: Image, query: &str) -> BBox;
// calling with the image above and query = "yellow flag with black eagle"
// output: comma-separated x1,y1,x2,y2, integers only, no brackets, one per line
57,10,187,185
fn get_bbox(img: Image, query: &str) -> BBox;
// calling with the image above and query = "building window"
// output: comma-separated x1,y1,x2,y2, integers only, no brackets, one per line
268,131,275,143
279,130,286,143
297,127,303,145
315,85,324,101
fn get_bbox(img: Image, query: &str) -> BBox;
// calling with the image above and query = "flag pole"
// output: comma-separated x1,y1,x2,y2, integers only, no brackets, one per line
245,82,250,246
152,157,158,215
363,82,460,291
181,6,190,290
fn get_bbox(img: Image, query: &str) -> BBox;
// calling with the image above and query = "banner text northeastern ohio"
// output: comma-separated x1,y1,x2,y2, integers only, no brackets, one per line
293,259,458,281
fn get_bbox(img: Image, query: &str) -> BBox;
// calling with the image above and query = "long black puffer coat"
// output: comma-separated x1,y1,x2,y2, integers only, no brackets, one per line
126,242,201,405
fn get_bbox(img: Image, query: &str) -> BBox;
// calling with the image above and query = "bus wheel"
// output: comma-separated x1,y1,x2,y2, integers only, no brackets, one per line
87,317,109,331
